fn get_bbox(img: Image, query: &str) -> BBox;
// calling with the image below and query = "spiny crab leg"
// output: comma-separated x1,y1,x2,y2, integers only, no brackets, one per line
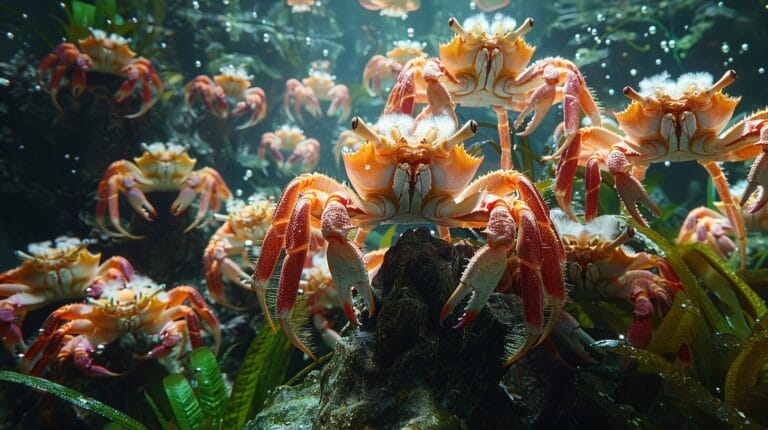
96,162,156,239
699,160,747,269
172,167,233,233
117,59,163,119
234,87,268,130
742,127,768,213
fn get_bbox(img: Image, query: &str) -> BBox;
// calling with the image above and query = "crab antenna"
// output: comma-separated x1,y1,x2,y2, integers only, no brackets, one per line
351,116,382,147
605,226,635,251
704,69,736,97
441,120,478,153
506,17,534,41
447,17,470,40
14,250,35,262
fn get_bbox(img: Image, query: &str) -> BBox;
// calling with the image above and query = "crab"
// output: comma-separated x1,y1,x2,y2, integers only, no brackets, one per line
258,125,321,174
358,0,420,19
22,275,220,377
286,0,315,12
37,30,162,118
203,196,275,307
550,70,768,269
550,210,684,348
389,14,601,170
0,237,135,353
474,0,511,12
96,142,232,239
283,61,351,124
252,64,565,366
363,40,428,97
184,65,268,130
677,181,768,260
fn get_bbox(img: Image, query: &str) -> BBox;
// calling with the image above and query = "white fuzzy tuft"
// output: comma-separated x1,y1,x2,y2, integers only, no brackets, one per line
89,29,131,45
412,113,457,141
638,71,674,97
219,65,252,80
375,113,414,137
463,14,490,36
27,236,82,255
550,209,625,241
550,209,586,237
393,40,426,50
490,14,517,36
638,71,714,98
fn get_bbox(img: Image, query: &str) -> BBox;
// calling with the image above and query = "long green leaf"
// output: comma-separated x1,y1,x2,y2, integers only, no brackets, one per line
0,371,146,430
378,225,397,249
71,0,95,27
253,329,293,411
223,325,277,429
725,330,768,407
94,0,116,29
190,347,227,421
163,374,204,430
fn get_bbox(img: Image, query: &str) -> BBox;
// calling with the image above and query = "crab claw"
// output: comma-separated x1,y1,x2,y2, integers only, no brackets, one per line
204,224,252,308
67,336,122,377
184,75,230,119
322,199,374,327
283,79,321,123
116,58,163,119
741,128,768,212
514,64,558,136
171,167,232,232
233,87,268,130
363,55,400,97
608,150,659,226
327,85,351,123
96,161,156,239
0,301,24,353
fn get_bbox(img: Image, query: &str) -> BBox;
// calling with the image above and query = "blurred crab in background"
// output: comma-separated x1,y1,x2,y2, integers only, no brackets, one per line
390,14,601,170
474,0,511,12
259,125,321,174
0,237,135,353
96,142,232,238
550,210,684,348
22,275,220,377
253,62,565,365
358,0,420,19
550,70,768,269
286,0,315,13
204,196,275,307
283,60,351,124
37,30,162,118
677,181,768,261
363,40,427,97
184,65,268,130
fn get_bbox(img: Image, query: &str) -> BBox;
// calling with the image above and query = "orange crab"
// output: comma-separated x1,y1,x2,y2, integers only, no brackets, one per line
390,14,601,170
551,70,768,269
184,65,268,130
283,61,351,124
22,275,220,377
0,237,134,353
252,63,565,365
37,30,162,118
286,0,315,13
359,0,420,19
258,125,321,174
203,196,275,306
363,40,428,97
550,210,683,348
96,142,232,238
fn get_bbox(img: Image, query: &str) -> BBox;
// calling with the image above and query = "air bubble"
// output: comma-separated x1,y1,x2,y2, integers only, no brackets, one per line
224,21,232,32
600,62,607,69
407,27,415,38
195,60,202,68
0,78,9,87
192,0,199,9
21,13,28,19
721,42,730,54
6,32,14,40
222,0,229,4
655,58,662,65
305,36,312,46
608,88,615,96
648,25,657,35
664,161,671,167
236,189,243,197
262,33,271,43
640,5,647,13
741,42,749,52
605,74,610,80
322,48,329,57
759,67,765,74
630,68,637,76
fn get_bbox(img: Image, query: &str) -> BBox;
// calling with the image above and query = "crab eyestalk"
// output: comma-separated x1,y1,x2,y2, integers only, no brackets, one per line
351,116,394,155
437,120,478,155
623,86,658,108
605,226,635,251
505,17,534,41
703,69,737,98
447,17,470,41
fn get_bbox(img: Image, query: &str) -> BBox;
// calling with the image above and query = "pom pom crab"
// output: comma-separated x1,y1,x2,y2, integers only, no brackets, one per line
22,276,220,377
253,66,565,365
550,70,768,269
184,65,268,130
283,61,351,124
390,14,601,170
551,210,683,348
0,237,135,353
96,142,232,238
358,0,420,19
362,40,427,97
258,125,321,174
37,30,162,118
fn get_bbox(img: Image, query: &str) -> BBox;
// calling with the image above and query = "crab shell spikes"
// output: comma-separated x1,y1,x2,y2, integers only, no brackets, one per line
703,69,736,98
351,116,393,155
437,120,478,156
447,17,471,41
506,17,534,42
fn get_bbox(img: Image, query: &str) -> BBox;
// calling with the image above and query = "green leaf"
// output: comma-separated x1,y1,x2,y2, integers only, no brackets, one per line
143,392,170,430
0,371,146,430
378,225,397,249
94,0,116,29
725,330,768,415
71,0,95,28
190,347,228,421
253,329,293,411
223,325,277,429
163,374,204,430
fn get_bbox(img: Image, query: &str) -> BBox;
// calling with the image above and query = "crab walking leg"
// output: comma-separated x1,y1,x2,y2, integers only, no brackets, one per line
61,333,122,377
493,106,513,170
252,174,349,332
608,150,660,225
322,197,374,326
172,168,233,232
742,127,768,212
699,160,747,269
164,286,221,354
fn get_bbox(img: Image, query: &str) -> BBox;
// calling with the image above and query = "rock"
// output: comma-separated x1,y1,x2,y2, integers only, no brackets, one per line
248,371,321,430
312,227,525,429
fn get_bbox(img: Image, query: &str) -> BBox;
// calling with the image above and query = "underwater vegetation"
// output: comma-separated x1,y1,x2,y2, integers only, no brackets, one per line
0,0,767,429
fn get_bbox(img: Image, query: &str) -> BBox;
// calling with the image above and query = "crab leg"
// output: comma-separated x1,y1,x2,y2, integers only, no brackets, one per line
742,127,768,213
62,333,122,377
699,160,747,269
164,286,221,354
608,149,660,225
172,168,232,232
493,106,513,170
